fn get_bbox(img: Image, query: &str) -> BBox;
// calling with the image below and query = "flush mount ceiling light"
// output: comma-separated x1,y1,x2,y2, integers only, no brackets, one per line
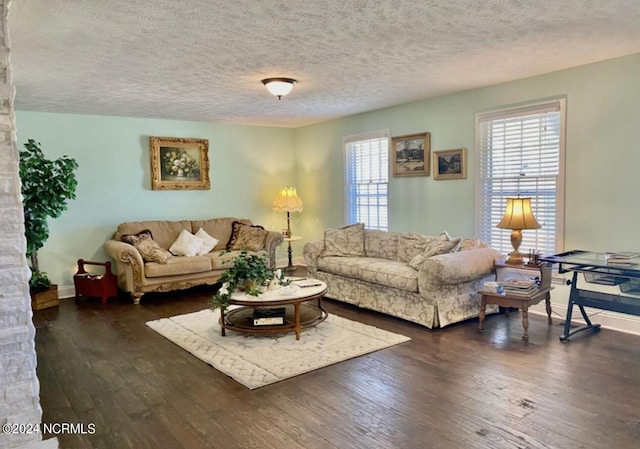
261,77,297,100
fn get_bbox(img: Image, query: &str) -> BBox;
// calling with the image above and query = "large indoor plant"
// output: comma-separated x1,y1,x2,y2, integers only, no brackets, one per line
211,250,287,310
19,139,78,295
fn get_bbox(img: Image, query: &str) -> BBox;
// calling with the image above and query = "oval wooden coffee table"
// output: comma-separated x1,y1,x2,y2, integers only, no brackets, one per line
219,280,328,340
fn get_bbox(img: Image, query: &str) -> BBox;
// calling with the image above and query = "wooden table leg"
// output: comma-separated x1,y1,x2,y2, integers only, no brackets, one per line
294,302,301,340
521,306,529,340
545,293,553,324
220,307,226,337
477,295,487,332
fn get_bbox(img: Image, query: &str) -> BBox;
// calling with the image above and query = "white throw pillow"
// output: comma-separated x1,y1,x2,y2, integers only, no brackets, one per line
169,229,204,257
195,228,219,256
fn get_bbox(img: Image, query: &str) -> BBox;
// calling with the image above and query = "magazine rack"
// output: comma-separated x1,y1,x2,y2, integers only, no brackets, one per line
73,259,118,305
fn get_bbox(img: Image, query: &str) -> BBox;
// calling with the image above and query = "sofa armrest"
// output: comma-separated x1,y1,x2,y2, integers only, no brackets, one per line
104,239,144,266
303,240,324,276
264,231,284,268
104,239,146,293
418,247,500,292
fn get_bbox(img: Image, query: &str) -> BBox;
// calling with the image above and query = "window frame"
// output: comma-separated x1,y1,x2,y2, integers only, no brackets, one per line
343,129,390,231
474,98,566,257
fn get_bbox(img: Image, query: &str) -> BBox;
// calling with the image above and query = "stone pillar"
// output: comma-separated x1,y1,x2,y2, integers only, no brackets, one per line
0,1,56,448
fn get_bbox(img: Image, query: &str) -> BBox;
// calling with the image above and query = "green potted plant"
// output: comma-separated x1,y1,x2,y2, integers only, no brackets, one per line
211,250,288,310
19,139,78,308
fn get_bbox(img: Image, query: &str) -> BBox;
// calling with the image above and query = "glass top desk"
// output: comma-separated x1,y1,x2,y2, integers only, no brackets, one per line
540,250,640,341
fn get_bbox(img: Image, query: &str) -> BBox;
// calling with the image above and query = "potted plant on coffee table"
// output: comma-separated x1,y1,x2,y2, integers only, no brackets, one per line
19,139,78,309
211,250,287,310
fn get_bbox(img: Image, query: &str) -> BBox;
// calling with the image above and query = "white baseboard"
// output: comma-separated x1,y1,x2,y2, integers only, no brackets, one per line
57,284,75,299
528,301,640,336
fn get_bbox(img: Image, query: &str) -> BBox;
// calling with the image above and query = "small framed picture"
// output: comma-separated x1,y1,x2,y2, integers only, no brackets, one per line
433,148,467,180
150,136,210,190
391,132,430,177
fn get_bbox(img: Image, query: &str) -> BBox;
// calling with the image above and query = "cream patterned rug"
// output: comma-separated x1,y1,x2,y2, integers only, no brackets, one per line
146,308,410,389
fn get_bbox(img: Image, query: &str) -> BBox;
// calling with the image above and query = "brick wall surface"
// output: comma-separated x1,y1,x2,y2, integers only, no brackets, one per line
0,1,51,448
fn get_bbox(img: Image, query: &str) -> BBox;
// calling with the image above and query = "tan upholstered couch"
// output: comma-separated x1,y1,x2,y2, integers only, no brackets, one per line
104,217,283,303
304,224,500,328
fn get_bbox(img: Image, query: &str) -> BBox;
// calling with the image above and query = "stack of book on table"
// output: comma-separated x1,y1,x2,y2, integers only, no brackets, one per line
606,252,640,266
253,307,286,326
497,279,539,297
482,281,504,294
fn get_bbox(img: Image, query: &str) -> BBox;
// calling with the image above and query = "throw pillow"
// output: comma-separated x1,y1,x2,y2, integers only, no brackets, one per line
169,229,204,257
227,221,268,252
323,223,366,257
121,229,171,264
458,237,488,251
195,228,219,256
408,232,462,270
397,233,436,262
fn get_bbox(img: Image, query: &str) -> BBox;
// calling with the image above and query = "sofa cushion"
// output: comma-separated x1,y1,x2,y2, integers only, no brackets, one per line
191,217,251,251
323,223,366,257
169,229,204,257
121,230,172,264
227,221,268,251
144,256,212,278
317,256,418,292
364,229,399,260
195,228,219,255
397,233,437,262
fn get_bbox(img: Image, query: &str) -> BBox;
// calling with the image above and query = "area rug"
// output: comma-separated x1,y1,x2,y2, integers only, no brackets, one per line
146,308,410,389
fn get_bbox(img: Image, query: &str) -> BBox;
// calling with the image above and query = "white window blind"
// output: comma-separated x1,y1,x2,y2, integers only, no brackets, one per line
475,99,565,258
344,131,389,231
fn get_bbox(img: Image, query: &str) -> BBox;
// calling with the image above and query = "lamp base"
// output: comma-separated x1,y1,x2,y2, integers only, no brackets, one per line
505,250,525,265
506,229,524,265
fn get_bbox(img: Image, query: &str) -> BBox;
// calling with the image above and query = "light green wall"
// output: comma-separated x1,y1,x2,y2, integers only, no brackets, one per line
15,113,295,287
295,53,640,256
16,53,640,291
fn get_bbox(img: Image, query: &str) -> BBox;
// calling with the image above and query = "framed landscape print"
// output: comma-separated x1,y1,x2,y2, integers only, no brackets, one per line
391,132,430,177
150,136,210,190
433,148,466,180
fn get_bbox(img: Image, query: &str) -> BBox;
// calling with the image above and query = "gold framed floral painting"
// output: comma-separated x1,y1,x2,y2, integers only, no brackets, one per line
150,136,210,190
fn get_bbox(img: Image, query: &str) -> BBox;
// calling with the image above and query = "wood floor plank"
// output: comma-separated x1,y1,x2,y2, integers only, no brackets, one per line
32,287,640,449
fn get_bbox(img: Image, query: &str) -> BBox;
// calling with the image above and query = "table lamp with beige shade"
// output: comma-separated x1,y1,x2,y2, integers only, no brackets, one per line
497,196,541,265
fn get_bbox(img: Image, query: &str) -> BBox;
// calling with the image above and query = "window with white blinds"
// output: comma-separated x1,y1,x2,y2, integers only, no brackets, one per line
475,99,565,258
344,131,389,231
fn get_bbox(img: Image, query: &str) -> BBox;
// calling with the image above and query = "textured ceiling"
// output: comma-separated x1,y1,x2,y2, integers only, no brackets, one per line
9,0,640,128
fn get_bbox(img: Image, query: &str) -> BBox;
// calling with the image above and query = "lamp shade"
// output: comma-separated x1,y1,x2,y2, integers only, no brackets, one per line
272,187,303,212
496,197,541,230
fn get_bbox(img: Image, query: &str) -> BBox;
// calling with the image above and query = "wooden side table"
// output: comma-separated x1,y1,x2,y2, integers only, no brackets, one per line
477,260,553,340
73,259,118,305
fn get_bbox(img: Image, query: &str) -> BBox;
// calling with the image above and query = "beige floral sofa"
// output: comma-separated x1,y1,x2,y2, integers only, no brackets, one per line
104,217,283,303
303,223,501,328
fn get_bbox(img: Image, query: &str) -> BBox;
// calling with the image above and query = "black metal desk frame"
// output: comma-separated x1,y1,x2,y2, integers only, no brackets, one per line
540,250,640,342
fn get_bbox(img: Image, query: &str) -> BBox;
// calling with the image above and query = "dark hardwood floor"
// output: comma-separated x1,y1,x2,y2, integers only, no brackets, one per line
33,285,640,449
